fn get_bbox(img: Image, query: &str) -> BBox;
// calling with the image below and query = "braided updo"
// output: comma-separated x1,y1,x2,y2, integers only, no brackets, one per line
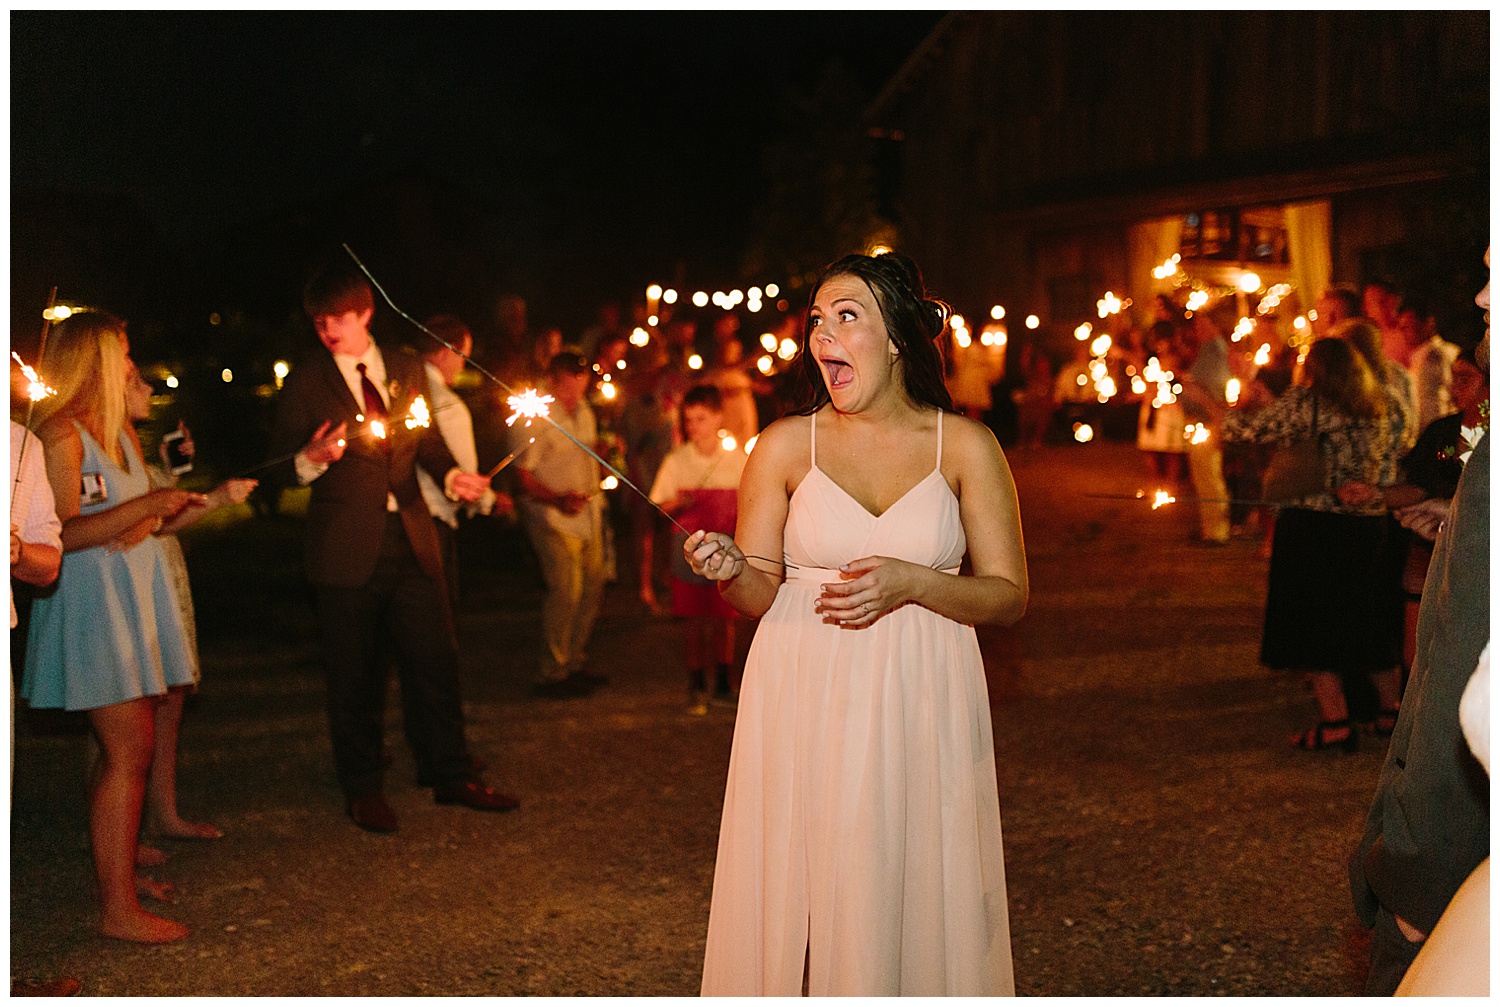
794,251,954,415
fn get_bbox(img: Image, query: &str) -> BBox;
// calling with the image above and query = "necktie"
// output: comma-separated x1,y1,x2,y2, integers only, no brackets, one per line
355,363,388,420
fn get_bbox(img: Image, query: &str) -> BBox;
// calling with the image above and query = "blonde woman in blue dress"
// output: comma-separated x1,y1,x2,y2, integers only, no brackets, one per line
25,313,206,943
686,253,1028,995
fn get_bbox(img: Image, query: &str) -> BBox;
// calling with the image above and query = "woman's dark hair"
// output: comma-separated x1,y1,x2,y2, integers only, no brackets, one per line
682,383,723,413
794,252,954,414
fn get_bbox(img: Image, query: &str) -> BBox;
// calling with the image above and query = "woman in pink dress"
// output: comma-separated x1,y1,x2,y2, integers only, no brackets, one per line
685,252,1028,995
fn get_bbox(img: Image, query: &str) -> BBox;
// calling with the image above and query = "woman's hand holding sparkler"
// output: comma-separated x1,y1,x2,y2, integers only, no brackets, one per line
684,530,747,584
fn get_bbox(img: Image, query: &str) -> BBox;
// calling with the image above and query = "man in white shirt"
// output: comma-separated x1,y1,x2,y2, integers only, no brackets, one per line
10,420,62,630
416,315,512,604
515,352,609,699
1399,300,1461,435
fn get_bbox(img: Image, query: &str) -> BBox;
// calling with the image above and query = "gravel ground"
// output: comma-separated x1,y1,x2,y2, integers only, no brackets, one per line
10,442,1385,995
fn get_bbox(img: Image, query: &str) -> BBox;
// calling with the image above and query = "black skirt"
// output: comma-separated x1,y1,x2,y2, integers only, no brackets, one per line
1260,508,1403,673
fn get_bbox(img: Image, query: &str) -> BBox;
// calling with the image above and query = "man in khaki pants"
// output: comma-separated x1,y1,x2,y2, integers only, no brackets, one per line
515,352,610,699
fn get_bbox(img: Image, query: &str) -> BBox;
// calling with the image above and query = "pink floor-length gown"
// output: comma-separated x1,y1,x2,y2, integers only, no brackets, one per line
701,410,1014,996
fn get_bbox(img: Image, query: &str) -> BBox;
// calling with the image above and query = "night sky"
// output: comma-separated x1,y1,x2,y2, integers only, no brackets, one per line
12,13,944,336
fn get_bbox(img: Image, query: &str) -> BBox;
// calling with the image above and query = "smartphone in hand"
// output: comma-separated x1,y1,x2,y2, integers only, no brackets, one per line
161,429,193,476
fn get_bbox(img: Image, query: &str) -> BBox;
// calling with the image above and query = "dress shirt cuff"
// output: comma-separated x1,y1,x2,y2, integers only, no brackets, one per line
294,451,328,486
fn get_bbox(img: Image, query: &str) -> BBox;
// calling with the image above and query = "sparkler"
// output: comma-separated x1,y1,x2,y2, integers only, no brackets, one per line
340,246,795,575
1086,490,1281,507
11,288,59,520
11,352,56,403
485,438,536,480
341,245,692,533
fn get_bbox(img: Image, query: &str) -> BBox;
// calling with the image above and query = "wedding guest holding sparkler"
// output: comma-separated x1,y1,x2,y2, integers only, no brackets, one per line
1136,321,1189,491
8,405,77,999
1220,337,1399,752
515,351,610,699
266,262,514,834
650,384,748,713
416,315,511,605
22,312,205,942
686,252,1027,995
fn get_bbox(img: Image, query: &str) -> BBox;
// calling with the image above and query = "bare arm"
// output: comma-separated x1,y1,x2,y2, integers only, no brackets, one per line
817,416,1028,628
11,525,60,586
683,417,799,619
40,420,203,552
158,479,259,534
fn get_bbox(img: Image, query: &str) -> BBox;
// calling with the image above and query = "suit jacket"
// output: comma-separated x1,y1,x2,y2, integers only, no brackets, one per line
1350,432,1490,933
268,343,460,591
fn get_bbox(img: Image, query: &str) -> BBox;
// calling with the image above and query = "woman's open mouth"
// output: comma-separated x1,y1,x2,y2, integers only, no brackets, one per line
822,357,853,390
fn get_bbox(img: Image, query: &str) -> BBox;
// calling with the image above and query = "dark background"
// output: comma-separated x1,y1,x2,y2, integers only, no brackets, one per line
12,13,944,355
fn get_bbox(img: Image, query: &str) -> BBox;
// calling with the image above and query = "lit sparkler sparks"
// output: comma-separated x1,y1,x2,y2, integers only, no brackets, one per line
11,352,55,402
405,394,431,430
369,418,387,440
506,388,554,427
1151,490,1177,510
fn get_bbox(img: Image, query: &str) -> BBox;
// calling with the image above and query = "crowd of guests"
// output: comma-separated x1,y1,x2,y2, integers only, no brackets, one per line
9,250,1487,995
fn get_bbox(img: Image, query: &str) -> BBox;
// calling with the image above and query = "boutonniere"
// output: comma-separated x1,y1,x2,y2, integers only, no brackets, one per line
387,378,403,403
1440,399,1488,466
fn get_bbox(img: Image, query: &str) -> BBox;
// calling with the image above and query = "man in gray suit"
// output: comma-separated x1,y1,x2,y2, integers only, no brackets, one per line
1350,249,1490,994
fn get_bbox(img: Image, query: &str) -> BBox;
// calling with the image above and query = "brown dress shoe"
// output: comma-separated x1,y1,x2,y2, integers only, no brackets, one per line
347,794,399,833
433,780,520,812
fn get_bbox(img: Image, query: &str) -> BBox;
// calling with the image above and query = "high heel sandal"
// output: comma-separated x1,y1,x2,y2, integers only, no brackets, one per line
1291,720,1358,752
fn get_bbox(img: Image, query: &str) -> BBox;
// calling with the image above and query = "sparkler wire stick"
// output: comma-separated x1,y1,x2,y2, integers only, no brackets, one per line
485,439,535,480
11,287,58,521
1085,492,1287,507
342,244,694,537
341,246,794,572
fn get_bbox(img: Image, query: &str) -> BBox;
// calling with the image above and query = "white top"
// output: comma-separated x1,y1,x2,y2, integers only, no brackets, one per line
10,421,62,628
516,392,603,539
1410,335,1461,434
649,440,748,504
416,361,494,528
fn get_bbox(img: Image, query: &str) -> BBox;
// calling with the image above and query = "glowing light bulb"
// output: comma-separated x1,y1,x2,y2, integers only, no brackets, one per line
991,305,1005,320
692,291,709,308
1025,315,1040,330
688,354,703,370
663,289,678,304
647,284,663,300
757,355,774,374
1073,423,1094,443
1238,272,1262,293
629,327,650,347
760,333,778,352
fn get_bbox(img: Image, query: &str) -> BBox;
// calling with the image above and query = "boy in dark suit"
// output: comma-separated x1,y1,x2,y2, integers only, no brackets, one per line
268,262,517,832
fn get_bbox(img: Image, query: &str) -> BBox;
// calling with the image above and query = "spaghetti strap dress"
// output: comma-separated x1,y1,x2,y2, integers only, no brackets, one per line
701,409,1014,996
22,425,198,711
